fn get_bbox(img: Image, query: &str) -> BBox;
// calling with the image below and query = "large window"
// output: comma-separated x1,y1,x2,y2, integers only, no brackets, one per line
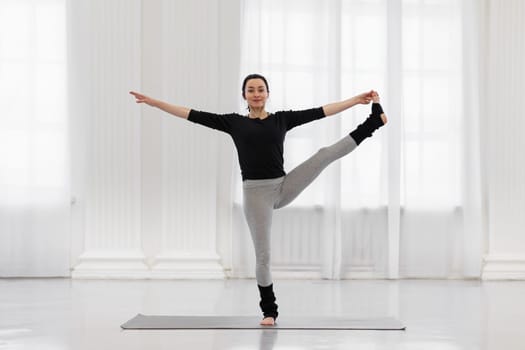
0,0,67,206
0,0,69,277
235,0,480,278
239,0,463,209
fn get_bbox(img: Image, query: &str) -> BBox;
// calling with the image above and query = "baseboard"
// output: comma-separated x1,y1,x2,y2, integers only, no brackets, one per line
71,251,225,279
482,254,525,280
71,251,150,279
226,266,323,280
149,251,225,279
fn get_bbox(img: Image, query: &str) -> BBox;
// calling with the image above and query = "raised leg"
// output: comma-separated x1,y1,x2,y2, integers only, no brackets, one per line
274,135,357,209
275,101,387,209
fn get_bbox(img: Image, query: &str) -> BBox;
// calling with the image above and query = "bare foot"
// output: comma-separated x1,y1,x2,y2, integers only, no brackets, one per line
371,91,380,103
371,91,388,124
260,317,275,326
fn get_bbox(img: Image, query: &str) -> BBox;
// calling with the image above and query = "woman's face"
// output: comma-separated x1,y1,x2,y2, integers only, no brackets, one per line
244,78,268,110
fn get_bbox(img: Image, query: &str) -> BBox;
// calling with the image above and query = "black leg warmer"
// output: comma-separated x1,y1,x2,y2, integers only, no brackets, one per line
258,284,279,319
349,103,385,145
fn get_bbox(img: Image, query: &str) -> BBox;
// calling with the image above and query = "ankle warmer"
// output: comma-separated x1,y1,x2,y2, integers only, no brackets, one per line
349,103,385,145
258,284,279,319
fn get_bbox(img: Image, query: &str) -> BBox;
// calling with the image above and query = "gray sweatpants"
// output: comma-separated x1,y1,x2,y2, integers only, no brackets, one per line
242,135,358,287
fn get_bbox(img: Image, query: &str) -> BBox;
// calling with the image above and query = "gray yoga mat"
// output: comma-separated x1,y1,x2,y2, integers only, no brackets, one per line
121,314,406,330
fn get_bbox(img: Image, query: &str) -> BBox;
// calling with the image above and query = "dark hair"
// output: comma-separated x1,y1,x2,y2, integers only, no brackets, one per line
242,74,269,99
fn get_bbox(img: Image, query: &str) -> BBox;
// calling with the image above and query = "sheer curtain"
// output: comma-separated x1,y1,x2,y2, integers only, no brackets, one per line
0,0,69,276
233,0,482,279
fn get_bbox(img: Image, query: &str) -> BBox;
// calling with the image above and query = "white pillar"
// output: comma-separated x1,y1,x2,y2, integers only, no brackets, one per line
386,0,402,279
70,0,148,278
482,0,525,280
148,0,225,278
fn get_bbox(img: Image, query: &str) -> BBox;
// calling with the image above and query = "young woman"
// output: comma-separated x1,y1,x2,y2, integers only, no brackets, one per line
130,73,387,326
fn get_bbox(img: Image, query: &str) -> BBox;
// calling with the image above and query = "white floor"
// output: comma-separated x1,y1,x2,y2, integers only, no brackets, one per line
0,278,524,350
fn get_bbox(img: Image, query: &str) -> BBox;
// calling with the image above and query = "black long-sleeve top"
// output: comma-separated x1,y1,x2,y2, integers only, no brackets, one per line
187,107,326,180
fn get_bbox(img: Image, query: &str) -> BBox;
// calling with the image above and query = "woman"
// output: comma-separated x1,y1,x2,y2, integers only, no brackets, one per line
130,73,387,326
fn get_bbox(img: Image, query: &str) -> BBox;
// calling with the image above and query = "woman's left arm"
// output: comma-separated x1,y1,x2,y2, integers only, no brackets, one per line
322,91,375,117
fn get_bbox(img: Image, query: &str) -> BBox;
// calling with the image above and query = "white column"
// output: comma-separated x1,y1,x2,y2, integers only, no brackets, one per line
70,0,147,278
149,0,224,278
140,0,164,269
216,0,241,275
461,0,484,277
482,0,525,280
386,0,402,279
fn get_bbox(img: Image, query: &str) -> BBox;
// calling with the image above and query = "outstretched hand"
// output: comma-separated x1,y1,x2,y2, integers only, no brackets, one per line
129,91,157,107
355,90,376,105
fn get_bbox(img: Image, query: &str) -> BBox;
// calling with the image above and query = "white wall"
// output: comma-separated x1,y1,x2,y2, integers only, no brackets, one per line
69,0,240,278
66,0,525,280
481,0,525,279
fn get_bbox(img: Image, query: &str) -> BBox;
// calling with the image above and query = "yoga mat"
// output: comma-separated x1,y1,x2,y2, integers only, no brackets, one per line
121,314,406,330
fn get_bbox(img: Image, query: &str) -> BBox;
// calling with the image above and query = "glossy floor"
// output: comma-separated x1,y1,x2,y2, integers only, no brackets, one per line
0,279,524,350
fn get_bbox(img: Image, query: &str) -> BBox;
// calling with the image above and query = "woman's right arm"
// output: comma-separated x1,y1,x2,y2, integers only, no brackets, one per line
129,91,190,119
